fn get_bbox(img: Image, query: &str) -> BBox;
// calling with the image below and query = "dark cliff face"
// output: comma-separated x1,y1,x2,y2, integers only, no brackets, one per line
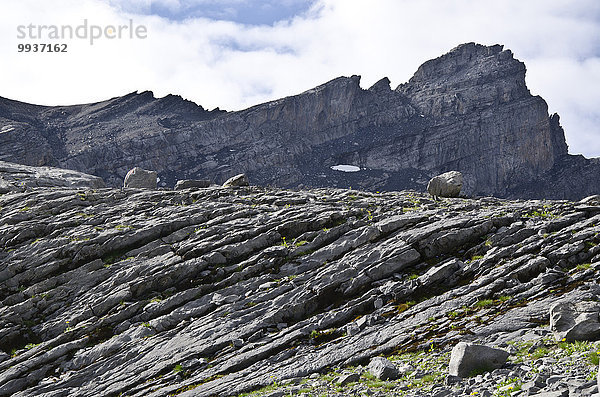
0,43,595,199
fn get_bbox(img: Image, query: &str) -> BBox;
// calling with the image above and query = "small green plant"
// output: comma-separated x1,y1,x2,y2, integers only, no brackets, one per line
447,311,460,319
475,299,494,308
173,364,183,373
279,237,288,247
69,236,90,242
589,351,599,366
24,343,40,350
495,377,522,397
142,322,151,328
115,224,134,231
558,340,593,354
585,241,598,249
531,347,550,359
19,206,31,212
574,263,592,271
421,374,436,383
524,210,556,219
408,273,419,280
294,240,308,247
471,255,484,261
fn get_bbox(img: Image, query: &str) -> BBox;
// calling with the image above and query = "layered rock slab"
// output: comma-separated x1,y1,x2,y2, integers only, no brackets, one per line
0,184,599,396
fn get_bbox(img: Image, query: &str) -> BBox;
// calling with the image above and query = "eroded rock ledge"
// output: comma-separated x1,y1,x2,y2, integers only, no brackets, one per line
0,185,599,396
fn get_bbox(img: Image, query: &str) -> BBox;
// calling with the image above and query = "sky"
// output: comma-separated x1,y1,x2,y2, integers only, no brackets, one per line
1,0,599,157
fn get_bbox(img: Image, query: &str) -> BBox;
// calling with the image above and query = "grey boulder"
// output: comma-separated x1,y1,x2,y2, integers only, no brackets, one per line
337,373,360,385
427,171,463,199
448,342,509,377
549,301,600,342
223,173,249,187
174,179,211,190
367,357,400,380
123,167,157,189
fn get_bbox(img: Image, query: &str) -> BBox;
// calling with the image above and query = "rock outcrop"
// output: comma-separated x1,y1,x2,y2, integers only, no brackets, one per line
0,160,104,192
174,179,211,190
222,173,249,188
1,165,599,396
0,43,598,199
549,301,600,342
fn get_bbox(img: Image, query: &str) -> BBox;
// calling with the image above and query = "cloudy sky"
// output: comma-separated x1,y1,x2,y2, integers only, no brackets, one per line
1,0,599,157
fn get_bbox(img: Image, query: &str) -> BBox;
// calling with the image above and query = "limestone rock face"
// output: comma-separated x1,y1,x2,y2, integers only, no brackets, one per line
0,166,600,396
0,160,104,191
123,167,157,189
0,43,597,199
427,171,463,198
449,343,509,377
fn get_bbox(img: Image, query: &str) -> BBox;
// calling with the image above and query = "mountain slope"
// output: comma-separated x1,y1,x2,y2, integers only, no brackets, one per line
0,42,598,199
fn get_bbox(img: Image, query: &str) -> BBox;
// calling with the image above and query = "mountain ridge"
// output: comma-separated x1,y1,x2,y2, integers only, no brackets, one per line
0,42,598,199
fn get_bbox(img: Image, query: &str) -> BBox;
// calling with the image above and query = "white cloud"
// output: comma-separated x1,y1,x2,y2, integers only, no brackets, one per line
0,0,598,156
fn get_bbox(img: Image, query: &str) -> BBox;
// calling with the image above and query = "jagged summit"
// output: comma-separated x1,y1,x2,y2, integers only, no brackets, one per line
0,43,598,199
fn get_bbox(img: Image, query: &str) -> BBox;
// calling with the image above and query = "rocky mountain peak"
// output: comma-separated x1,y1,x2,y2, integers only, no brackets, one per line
408,42,508,84
399,42,529,117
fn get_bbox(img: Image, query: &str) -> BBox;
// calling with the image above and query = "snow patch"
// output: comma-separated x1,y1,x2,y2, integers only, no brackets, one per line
0,125,15,134
331,165,360,172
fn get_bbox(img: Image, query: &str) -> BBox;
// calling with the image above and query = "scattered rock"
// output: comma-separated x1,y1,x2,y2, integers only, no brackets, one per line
123,167,157,189
174,179,211,190
448,342,509,377
223,173,249,188
427,171,463,199
337,373,360,386
367,357,400,380
549,301,600,342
